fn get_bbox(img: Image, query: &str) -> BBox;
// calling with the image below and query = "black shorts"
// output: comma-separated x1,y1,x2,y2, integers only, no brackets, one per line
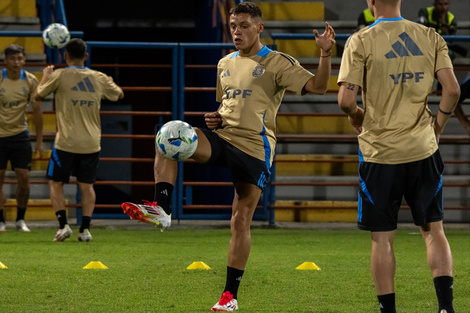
357,150,444,231
46,148,100,184
200,128,271,190
0,131,32,170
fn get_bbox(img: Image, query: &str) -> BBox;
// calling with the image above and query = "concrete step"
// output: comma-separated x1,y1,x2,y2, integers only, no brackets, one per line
277,113,354,135
0,0,37,18
273,175,469,206
257,2,324,21
3,198,60,221
274,200,357,222
27,112,56,134
257,2,333,58
274,154,358,176
3,170,78,205
0,36,44,55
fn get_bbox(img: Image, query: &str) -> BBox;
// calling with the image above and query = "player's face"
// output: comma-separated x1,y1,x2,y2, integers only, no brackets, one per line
4,53,25,73
229,13,263,55
434,0,450,14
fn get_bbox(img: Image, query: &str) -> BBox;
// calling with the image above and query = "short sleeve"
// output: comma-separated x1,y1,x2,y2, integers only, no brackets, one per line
435,33,453,72
98,73,123,101
337,34,365,87
26,72,39,102
275,53,314,95
216,60,224,103
37,70,61,98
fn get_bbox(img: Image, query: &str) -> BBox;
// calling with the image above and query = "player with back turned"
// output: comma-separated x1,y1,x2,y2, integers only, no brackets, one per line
337,0,460,312
34,38,124,242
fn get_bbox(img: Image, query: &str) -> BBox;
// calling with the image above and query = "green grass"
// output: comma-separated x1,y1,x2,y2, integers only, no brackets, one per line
0,225,468,312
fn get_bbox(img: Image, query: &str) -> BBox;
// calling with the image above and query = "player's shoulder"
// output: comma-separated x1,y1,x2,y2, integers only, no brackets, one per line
219,51,237,64
24,70,39,83
265,50,300,68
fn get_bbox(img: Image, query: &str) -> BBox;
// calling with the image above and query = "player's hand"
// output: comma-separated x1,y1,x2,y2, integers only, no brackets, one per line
204,111,222,129
41,65,55,82
348,107,364,135
313,22,336,54
34,142,44,159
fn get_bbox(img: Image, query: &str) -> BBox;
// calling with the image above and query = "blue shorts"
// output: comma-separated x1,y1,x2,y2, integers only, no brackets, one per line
200,128,271,190
0,131,32,170
357,150,444,231
46,147,100,184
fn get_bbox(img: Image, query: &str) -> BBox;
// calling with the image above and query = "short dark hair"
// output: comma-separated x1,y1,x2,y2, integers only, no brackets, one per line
65,38,87,60
4,44,25,57
229,1,262,19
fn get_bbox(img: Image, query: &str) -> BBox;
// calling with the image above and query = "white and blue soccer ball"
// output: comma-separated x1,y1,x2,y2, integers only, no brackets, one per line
156,120,198,161
42,23,71,49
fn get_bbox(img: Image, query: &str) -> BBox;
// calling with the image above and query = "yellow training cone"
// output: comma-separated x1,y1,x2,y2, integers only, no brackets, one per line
83,261,108,269
186,261,211,270
0,262,8,269
296,262,321,270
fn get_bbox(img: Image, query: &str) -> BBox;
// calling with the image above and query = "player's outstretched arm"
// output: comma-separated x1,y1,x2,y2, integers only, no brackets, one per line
33,65,55,101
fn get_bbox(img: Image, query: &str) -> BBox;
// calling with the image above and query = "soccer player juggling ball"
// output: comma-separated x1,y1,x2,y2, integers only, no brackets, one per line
35,38,124,242
122,1,336,311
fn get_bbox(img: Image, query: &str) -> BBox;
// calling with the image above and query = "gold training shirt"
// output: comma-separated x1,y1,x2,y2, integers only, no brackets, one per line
37,66,122,153
338,18,453,164
0,69,39,137
215,46,314,165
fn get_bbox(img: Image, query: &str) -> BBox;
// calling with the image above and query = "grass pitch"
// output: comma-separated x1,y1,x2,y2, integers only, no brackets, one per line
0,223,468,312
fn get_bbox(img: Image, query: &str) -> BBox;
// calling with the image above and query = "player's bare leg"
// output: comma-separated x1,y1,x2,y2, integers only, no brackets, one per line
155,128,212,187
228,182,260,270
78,182,96,218
14,168,30,231
0,169,6,231
371,231,396,295
49,181,72,241
78,182,95,241
49,181,66,214
421,221,454,313
420,221,453,277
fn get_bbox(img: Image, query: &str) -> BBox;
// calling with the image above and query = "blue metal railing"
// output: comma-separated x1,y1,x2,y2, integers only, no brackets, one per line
271,33,470,43
36,0,69,63
85,41,179,123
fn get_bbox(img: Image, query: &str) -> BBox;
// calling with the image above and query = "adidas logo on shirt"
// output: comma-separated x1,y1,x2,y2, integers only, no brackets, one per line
71,77,95,92
221,70,231,78
385,32,423,59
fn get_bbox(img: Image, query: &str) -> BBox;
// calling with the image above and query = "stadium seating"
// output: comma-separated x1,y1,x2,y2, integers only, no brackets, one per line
0,0,45,62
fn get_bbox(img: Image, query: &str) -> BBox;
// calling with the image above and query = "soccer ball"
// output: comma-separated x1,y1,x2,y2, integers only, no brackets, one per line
42,23,71,49
156,120,198,161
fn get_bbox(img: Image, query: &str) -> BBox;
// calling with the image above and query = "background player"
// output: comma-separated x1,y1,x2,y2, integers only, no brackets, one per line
0,44,43,232
34,38,124,242
338,0,460,312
